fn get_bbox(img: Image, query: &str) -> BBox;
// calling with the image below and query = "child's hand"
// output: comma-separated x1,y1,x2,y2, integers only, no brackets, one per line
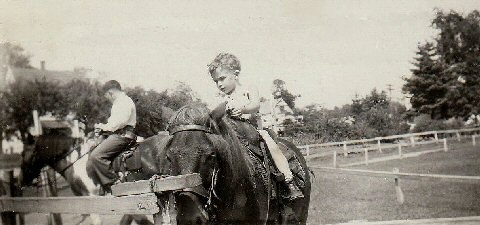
229,108,243,117
94,123,105,130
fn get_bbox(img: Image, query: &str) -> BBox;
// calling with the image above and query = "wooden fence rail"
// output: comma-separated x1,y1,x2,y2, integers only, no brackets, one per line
0,194,159,215
309,166,480,184
309,165,480,206
0,173,202,225
299,127,480,159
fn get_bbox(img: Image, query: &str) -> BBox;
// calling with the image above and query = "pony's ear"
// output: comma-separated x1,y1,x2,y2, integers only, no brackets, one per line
210,102,227,123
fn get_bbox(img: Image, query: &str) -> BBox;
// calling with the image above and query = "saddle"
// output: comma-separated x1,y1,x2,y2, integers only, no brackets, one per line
112,143,141,175
110,134,173,182
230,123,306,200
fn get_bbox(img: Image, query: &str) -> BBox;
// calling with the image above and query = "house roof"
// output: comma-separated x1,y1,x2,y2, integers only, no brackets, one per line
11,67,87,84
0,66,87,90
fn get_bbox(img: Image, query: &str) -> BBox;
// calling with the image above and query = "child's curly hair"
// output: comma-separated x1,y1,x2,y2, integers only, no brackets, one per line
207,53,241,75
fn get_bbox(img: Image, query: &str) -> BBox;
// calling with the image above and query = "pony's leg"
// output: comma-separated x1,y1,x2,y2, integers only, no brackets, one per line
119,215,153,225
54,160,102,225
132,215,153,225
119,215,133,225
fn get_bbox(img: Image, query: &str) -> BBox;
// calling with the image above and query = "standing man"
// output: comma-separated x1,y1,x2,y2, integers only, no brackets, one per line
86,80,136,193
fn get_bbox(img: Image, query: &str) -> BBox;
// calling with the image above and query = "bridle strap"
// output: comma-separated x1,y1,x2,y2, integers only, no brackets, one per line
182,185,209,199
169,125,212,135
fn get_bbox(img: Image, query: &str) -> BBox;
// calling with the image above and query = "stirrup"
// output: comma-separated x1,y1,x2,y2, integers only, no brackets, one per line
285,180,304,201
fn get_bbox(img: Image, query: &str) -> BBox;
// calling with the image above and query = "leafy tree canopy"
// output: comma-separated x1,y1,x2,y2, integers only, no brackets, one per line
272,79,299,109
403,10,480,119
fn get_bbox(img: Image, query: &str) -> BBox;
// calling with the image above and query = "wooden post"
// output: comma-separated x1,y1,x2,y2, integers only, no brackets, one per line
1,170,16,225
434,132,439,143
456,131,461,141
168,193,177,225
154,193,177,225
343,141,347,157
364,148,369,165
41,170,53,225
443,138,448,152
32,110,42,136
393,168,405,204
153,211,162,225
377,139,382,153
398,143,402,158
473,135,476,146
410,135,415,147
46,168,62,225
72,120,80,138
333,151,337,168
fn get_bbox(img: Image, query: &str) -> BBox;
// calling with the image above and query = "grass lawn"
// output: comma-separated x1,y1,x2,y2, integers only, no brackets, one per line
307,141,480,224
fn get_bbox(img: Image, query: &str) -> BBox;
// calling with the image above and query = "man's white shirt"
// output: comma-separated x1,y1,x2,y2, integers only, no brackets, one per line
103,92,136,132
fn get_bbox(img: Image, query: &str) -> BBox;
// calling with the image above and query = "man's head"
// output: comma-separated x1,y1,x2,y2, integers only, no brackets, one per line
102,80,122,102
208,53,241,94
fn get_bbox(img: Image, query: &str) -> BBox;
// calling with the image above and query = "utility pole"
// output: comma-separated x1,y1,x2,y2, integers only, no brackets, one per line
386,84,394,102
354,92,360,101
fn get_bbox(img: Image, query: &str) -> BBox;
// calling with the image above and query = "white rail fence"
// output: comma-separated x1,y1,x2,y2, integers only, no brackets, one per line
298,127,480,162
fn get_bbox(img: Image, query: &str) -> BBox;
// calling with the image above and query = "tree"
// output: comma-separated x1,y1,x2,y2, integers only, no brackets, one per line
360,88,389,111
0,93,9,152
403,42,445,118
4,79,68,142
0,42,34,69
163,82,203,110
126,87,168,137
127,82,204,137
1,42,34,151
272,79,298,109
61,80,110,131
403,10,480,119
289,87,409,143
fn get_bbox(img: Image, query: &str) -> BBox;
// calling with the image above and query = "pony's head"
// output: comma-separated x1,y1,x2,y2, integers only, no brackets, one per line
20,131,76,186
164,103,238,224
20,136,42,186
165,104,224,176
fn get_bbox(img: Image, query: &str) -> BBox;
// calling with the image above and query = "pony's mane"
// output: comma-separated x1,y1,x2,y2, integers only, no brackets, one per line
167,103,216,131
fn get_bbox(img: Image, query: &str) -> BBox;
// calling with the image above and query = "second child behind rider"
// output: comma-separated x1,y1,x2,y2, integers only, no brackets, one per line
208,53,304,200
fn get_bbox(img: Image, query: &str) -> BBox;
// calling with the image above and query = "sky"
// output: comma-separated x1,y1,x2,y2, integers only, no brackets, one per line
1,0,478,109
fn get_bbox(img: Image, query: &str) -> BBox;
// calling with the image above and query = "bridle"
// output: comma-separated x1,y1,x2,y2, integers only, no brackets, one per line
167,123,219,221
168,124,213,135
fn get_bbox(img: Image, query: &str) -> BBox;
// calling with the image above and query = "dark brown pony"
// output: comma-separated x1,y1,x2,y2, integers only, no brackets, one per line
164,103,311,224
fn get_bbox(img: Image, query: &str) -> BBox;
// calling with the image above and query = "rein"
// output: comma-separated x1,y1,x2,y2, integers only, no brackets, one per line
32,138,86,175
41,136,96,175
56,140,95,175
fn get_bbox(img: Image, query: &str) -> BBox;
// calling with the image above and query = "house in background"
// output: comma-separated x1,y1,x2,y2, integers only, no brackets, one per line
0,61,89,90
259,97,303,135
1,48,88,153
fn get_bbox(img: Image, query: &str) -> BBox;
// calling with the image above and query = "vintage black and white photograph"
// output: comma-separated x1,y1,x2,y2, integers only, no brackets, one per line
1,1,480,224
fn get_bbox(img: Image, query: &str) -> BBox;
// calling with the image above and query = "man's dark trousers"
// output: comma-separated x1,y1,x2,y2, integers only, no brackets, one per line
86,134,133,187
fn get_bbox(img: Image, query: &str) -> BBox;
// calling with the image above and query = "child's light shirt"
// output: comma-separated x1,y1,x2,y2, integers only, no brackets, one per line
224,84,258,120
